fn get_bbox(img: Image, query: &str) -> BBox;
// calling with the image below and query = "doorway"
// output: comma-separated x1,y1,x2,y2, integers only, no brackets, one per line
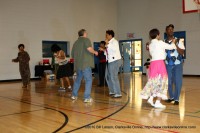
119,39,143,73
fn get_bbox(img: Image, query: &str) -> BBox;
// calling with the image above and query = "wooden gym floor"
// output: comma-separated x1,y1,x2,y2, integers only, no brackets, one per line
0,73,199,133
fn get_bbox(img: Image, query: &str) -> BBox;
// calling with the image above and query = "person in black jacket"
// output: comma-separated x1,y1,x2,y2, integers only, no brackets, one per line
98,41,107,87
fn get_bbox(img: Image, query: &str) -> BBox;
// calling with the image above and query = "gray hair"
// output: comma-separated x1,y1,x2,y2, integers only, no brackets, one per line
78,29,86,37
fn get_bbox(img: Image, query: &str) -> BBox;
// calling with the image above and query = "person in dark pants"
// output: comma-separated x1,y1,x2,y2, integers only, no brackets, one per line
12,44,30,88
164,24,185,105
98,41,107,87
99,30,122,98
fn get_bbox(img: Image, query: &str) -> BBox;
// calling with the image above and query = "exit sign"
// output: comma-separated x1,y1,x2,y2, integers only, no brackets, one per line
127,33,134,39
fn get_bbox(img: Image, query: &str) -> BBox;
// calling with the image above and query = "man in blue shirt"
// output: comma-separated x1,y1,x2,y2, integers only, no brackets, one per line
165,24,185,105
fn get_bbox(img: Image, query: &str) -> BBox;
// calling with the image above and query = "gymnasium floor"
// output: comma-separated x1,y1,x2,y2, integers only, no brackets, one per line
0,73,199,133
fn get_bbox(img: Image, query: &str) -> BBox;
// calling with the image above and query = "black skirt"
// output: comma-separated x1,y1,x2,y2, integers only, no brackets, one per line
56,63,73,79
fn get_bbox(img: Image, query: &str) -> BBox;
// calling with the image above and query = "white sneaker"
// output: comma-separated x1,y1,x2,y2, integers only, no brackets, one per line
84,98,93,103
112,94,122,98
68,86,72,89
109,92,115,95
147,98,155,107
71,96,78,100
154,102,166,109
58,87,66,91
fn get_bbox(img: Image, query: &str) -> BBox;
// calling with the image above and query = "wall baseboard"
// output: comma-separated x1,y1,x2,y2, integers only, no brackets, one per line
182,75,200,77
0,78,41,82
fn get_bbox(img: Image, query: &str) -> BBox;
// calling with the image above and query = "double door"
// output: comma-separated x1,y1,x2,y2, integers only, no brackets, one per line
119,39,142,73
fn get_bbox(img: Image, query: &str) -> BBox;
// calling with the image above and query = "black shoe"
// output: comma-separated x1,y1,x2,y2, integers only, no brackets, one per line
165,98,174,103
174,101,179,105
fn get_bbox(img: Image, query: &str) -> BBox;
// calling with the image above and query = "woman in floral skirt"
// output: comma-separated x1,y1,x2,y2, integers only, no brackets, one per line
140,28,177,109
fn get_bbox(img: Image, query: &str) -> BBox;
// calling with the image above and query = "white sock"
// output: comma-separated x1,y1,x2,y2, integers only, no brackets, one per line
155,100,160,104
149,96,153,101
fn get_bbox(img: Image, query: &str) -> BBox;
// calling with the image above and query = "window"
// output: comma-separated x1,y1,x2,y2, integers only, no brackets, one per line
42,40,70,58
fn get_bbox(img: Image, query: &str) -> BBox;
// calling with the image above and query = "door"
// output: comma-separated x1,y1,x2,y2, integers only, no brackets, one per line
131,40,142,72
120,41,131,73
119,39,143,73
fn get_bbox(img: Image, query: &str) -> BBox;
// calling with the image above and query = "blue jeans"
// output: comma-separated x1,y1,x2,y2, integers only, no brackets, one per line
105,59,122,95
166,63,183,101
72,67,92,99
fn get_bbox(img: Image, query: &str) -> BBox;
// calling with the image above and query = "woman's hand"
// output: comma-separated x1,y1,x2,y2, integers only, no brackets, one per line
98,47,105,51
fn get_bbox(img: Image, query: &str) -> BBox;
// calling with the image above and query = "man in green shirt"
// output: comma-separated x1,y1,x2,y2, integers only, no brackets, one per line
71,29,98,103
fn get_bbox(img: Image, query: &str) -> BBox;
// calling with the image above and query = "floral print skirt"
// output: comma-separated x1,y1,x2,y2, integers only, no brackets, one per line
141,60,168,100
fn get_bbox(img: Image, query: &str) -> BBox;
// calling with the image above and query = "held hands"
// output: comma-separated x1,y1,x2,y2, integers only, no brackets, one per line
172,38,178,45
105,39,109,45
94,51,98,56
172,38,178,49
105,39,109,48
98,47,105,51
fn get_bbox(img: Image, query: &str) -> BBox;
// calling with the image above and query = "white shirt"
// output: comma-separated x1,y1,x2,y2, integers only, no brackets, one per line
149,39,176,61
105,38,122,63
54,50,67,65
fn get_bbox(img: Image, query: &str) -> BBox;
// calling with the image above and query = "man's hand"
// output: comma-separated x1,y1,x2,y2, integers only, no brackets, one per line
94,51,98,56
172,38,177,44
